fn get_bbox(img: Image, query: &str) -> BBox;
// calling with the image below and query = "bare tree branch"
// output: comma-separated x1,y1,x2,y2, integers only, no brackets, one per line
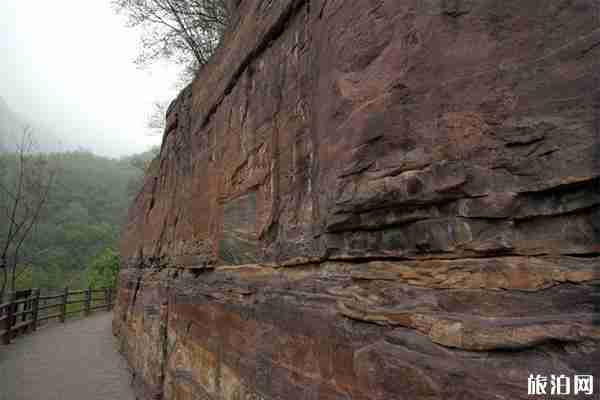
0,127,58,298
112,0,230,81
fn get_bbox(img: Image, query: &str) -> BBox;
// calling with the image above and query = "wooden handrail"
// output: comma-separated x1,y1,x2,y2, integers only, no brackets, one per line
13,297,36,306
39,294,64,301
1,286,115,345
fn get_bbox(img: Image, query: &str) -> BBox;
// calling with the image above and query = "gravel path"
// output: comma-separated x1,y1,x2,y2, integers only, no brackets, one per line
0,312,135,400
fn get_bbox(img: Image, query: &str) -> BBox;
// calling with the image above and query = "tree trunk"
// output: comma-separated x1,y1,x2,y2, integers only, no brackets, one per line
0,260,6,302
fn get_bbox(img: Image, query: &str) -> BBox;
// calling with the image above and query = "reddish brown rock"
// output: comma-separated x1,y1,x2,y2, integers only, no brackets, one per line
115,0,600,399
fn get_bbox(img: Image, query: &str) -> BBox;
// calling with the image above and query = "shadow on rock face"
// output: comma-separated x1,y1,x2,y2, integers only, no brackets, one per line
592,0,600,328
593,0,600,327
594,71,600,327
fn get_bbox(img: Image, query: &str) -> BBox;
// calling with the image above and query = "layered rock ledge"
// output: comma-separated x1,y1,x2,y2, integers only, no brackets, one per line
114,0,600,398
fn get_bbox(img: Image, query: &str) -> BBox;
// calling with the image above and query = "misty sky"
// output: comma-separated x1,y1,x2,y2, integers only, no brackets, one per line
0,0,184,157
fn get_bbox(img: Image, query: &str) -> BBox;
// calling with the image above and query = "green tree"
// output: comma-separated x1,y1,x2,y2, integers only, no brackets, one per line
0,148,152,294
124,145,160,197
87,248,120,289
112,0,231,79
0,128,57,299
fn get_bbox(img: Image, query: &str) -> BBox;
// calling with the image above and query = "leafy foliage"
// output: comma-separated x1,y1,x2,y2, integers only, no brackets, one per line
0,148,158,294
113,0,231,79
87,247,120,289
0,130,57,298
123,145,161,197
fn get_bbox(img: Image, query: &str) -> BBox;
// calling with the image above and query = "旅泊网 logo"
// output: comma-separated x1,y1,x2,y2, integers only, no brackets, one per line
528,374,594,396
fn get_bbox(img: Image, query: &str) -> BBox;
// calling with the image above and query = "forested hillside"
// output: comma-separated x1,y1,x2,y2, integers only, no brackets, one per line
0,147,158,294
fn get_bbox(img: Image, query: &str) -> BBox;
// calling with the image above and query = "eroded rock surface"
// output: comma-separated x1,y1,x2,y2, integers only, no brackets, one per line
115,0,600,398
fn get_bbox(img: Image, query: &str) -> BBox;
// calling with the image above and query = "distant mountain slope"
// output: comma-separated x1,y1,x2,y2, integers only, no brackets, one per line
0,96,59,153
0,96,24,152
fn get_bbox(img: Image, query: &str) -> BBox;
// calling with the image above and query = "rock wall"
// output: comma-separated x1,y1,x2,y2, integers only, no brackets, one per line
114,1,600,399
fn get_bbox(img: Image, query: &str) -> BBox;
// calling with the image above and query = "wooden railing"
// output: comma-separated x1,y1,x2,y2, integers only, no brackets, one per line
0,287,114,345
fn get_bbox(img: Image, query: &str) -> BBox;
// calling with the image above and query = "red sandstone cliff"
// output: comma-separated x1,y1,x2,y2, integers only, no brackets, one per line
114,0,600,398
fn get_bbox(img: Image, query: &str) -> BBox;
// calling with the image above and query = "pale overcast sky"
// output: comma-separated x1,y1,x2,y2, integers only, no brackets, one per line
0,0,183,157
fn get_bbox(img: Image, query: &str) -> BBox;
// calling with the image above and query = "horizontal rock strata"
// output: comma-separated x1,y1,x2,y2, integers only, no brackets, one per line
115,0,600,398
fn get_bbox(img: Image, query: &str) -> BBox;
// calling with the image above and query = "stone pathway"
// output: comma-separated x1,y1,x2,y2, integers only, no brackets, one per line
0,312,135,400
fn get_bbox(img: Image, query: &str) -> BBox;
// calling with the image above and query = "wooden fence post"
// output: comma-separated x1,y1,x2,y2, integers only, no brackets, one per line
31,289,41,332
106,287,113,311
10,292,17,342
9,292,16,343
84,287,92,316
21,296,26,322
2,296,15,345
59,287,68,323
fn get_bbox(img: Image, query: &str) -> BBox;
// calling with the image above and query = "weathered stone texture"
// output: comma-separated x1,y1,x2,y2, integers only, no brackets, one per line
115,0,600,399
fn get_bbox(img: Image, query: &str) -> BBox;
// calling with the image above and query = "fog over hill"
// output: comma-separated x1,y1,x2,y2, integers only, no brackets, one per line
0,0,180,158
0,95,22,152
0,96,80,154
